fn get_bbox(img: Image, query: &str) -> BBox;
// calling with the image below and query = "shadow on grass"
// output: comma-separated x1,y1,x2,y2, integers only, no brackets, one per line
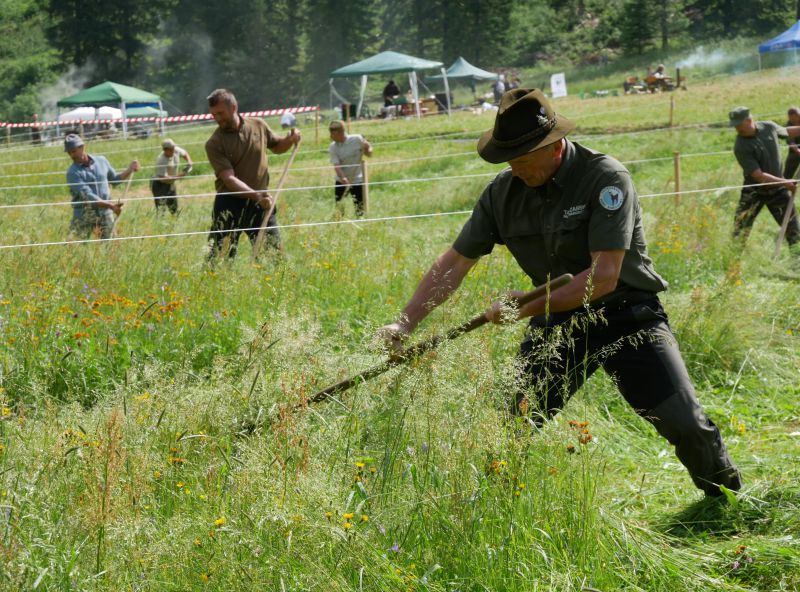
659,485,800,540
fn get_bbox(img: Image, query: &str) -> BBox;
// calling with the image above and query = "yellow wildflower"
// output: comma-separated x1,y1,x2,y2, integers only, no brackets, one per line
343,522,352,531
342,513,354,520
201,573,209,583
214,517,226,527
360,514,369,523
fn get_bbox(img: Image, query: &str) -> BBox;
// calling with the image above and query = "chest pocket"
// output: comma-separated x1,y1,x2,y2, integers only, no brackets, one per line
751,140,764,165
555,212,591,269
498,216,547,279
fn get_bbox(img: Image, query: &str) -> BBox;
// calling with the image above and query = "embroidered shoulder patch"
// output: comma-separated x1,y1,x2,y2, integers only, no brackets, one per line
598,186,624,211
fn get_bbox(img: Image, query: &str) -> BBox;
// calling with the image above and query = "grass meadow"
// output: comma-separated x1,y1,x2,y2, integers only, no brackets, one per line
1,66,800,590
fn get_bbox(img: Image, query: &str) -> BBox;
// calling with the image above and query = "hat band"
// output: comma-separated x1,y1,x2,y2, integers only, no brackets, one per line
490,116,556,148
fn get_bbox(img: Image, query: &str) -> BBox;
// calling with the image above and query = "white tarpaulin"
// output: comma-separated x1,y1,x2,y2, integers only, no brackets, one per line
58,106,123,121
550,73,567,98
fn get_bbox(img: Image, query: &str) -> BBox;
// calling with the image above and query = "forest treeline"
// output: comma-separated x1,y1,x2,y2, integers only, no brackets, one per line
0,0,796,119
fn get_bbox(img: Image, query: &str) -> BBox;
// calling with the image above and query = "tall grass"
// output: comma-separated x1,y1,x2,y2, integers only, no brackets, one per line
1,67,800,590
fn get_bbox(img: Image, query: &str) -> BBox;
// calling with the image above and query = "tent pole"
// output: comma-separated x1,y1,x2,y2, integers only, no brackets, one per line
357,75,368,119
410,71,420,119
441,67,451,116
121,103,128,139
158,100,165,136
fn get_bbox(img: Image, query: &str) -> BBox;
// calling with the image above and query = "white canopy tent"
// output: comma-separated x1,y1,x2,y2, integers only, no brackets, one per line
58,106,123,121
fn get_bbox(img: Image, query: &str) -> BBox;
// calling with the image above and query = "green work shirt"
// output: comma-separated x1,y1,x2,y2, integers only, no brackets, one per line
205,117,279,195
453,140,667,301
733,120,788,192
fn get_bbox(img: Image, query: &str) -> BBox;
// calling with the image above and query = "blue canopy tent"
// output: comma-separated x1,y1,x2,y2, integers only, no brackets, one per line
758,20,800,69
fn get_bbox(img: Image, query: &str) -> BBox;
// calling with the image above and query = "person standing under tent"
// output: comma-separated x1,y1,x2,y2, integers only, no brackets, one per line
151,138,193,214
383,80,401,106
204,88,301,261
64,134,140,240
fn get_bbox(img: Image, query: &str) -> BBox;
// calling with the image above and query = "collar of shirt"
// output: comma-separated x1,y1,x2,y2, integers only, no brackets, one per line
80,155,95,168
551,139,577,189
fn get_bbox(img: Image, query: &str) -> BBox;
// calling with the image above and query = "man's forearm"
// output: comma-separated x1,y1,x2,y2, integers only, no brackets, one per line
398,249,477,332
221,174,262,200
272,135,297,154
518,252,622,319
334,166,348,181
753,170,791,187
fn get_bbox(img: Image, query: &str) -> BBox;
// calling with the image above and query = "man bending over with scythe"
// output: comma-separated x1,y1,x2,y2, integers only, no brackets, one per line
378,89,741,498
205,88,301,262
64,133,140,240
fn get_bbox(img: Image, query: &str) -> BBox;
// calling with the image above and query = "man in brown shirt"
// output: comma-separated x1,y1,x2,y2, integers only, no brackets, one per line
205,88,301,261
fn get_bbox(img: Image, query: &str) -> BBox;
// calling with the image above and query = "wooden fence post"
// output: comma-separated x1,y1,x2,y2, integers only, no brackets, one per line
673,151,681,206
669,95,675,128
361,160,369,217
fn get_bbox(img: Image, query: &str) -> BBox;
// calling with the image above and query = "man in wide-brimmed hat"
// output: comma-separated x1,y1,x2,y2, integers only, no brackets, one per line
379,88,741,498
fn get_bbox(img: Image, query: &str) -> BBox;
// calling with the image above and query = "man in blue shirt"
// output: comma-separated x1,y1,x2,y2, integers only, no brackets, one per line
64,134,140,239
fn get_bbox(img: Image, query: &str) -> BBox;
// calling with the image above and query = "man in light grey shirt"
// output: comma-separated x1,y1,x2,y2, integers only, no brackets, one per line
151,138,193,214
328,120,372,217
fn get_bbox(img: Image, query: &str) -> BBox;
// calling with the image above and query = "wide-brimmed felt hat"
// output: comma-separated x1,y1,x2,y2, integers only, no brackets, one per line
477,88,575,163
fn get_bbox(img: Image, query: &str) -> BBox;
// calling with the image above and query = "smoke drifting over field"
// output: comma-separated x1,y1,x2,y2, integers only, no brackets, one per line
37,63,96,120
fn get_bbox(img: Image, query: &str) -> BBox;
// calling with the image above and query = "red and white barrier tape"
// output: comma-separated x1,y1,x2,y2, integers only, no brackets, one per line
0,106,319,129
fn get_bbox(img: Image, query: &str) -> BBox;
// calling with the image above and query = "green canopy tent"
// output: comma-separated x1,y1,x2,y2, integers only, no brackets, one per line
427,56,498,100
57,81,165,137
330,51,449,119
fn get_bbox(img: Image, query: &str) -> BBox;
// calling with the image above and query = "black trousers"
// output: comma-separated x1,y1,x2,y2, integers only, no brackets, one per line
335,180,364,216
151,180,178,214
515,297,741,496
208,193,280,260
733,187,799,246
784,148,800,180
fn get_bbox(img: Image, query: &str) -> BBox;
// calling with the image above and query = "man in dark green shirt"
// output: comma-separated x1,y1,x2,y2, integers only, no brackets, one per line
729,106,800,248
379,89,740,497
